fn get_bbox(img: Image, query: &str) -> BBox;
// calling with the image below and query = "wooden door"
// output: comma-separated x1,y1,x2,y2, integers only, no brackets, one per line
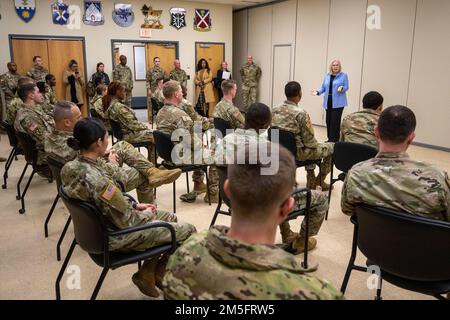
195,43,225,115
47,40,86,106
146,43,177,76
11,39,49,77
114,48,120,67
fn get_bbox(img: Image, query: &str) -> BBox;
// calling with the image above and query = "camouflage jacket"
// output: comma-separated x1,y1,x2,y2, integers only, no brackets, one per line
240,63,262,87
90,71,110,85
44,129,77,164
341,152,450,222
163,226,344,300
61,156,158,251
106,98,147,137
170,68,188,88
340,109,380,149
6,96,22,125
146,67,166,91
0,71,21,103
27,66,49,82
113,64,133,90
272,100,320,156
44,85,58,106
180,99,212,130
152,88,165,104
14,103,54,148
212,98,245,130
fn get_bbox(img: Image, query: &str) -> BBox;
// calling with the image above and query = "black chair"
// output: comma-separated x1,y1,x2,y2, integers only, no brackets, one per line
0,121,23,189
213,118,232,138
326,142,378,219
208,165,312,268
268,127,322,176
46,157,73,261
153,130,211,213
341,205,450,300
150,98,163,124
15,132,52,214
56,186,177,300
90,109,115,145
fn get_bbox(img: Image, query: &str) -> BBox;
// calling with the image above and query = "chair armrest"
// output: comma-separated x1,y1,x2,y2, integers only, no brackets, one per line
123,193,137,204
109,221,177,253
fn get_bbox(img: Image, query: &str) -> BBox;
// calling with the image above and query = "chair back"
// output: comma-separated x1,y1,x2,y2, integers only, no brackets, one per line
59,186,107,254
109,119,124,141
333,142,378,173
268,127,297,158
217,166,231,207
16,132,38,166
151,98,161,116
1,121,19,148
356,205,450,282
214,118,232,138
47,157,65,190
90,108,100,119
153,130,175,163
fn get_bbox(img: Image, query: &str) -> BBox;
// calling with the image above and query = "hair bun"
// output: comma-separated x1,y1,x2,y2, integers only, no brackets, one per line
67,137,81,151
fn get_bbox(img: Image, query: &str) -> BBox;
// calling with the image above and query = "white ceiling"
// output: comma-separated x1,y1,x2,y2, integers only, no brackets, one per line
183,0,275,10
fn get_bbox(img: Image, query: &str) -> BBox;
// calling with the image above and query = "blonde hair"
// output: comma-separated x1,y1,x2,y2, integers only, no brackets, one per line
163,80,181,99
329,60,342,74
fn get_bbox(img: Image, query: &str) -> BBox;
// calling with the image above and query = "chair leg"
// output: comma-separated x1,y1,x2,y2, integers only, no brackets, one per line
340,222,359,294
204,168,211,206
16,163,29,200
2,148,16,189
55,238,77,300
375,276,383,300
19,169,36,214
302,211,310,269
91,267,109,300
138,261,142,270
185,172,190,193
57,216,72,261
45,194,60,238
325,161,334,220
209,195,223,228
172,181,176,214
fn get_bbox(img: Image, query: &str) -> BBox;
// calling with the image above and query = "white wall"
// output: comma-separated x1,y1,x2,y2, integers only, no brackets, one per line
114,42,147,97
233,0,450,150
0,0,233,104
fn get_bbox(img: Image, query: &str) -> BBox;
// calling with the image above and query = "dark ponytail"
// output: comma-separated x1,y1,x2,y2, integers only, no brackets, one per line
67,118,107,151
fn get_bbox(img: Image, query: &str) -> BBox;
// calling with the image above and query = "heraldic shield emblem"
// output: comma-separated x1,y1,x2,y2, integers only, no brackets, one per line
170,7,186,30
15,0,36,23
52,0,70,25
112,3,135,27
83,1,104,26
194,9,211,32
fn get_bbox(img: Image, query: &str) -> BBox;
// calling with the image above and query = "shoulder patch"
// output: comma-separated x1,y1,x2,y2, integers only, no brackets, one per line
101,183,118,201
29,122,38,132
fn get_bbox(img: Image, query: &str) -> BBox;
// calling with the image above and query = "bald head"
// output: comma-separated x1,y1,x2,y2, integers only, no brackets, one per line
7,62,17,73
174,59,181,69
247,56,253,64
53,101,82,132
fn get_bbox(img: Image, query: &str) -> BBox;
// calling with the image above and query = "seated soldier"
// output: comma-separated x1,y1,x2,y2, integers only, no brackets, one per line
272,81,334,190
152,77,165,105
105,81,156,162
90,84,111,131
340,91,383,149
14,83,55,167
45,101,181,204
44,74,58,106
61,118,196,297
6,77,35,125
156,80,218,203
212,79,245,129
180,85,213,131
36,81,54,116
163,142,343,300
342,105,450,222
215,102,328,253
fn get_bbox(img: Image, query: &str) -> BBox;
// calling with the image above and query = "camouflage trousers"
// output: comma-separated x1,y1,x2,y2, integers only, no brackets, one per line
124,130,156,164
241,85,258,112
124,91,132,108
192,165,219,196
101,141,155,203
279,189,328,240
111,210,196,252
298,142,334,177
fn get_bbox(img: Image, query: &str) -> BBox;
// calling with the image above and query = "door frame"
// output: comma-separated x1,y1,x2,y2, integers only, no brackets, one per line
271,44,293,108
194,41,226,72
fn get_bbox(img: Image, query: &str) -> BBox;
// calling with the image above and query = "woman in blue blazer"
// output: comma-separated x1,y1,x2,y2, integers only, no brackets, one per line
312,60,349,142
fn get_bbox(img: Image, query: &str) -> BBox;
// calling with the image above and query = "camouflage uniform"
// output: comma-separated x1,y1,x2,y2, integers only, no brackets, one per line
180,98,212,131
240,63,262,112
91,94,111,132
61,155,196,252
169,68,188,88
272,100,334,176
6,96,22,125
156,103,218,195
40,101,55,117
0,71,21,107
342,152,450,222
340,109,380,149
106,98,156,163
215,129,328,241
45,129,156,203
212,98,245,130
44,84,58,106
27,66,49,82
152,88,165,104
14,104,54,165
113,64,134,107
146,67,166,93
162,226,344,300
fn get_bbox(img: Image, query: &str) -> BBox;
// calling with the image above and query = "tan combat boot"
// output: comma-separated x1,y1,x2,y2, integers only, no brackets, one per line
194,181,208,194
292,236,318,255
203,192,218,204
147,167,182,188
280,221,299,244
306,170,317,190
315,174,332,191
132,258,159,297
155,254,170,290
